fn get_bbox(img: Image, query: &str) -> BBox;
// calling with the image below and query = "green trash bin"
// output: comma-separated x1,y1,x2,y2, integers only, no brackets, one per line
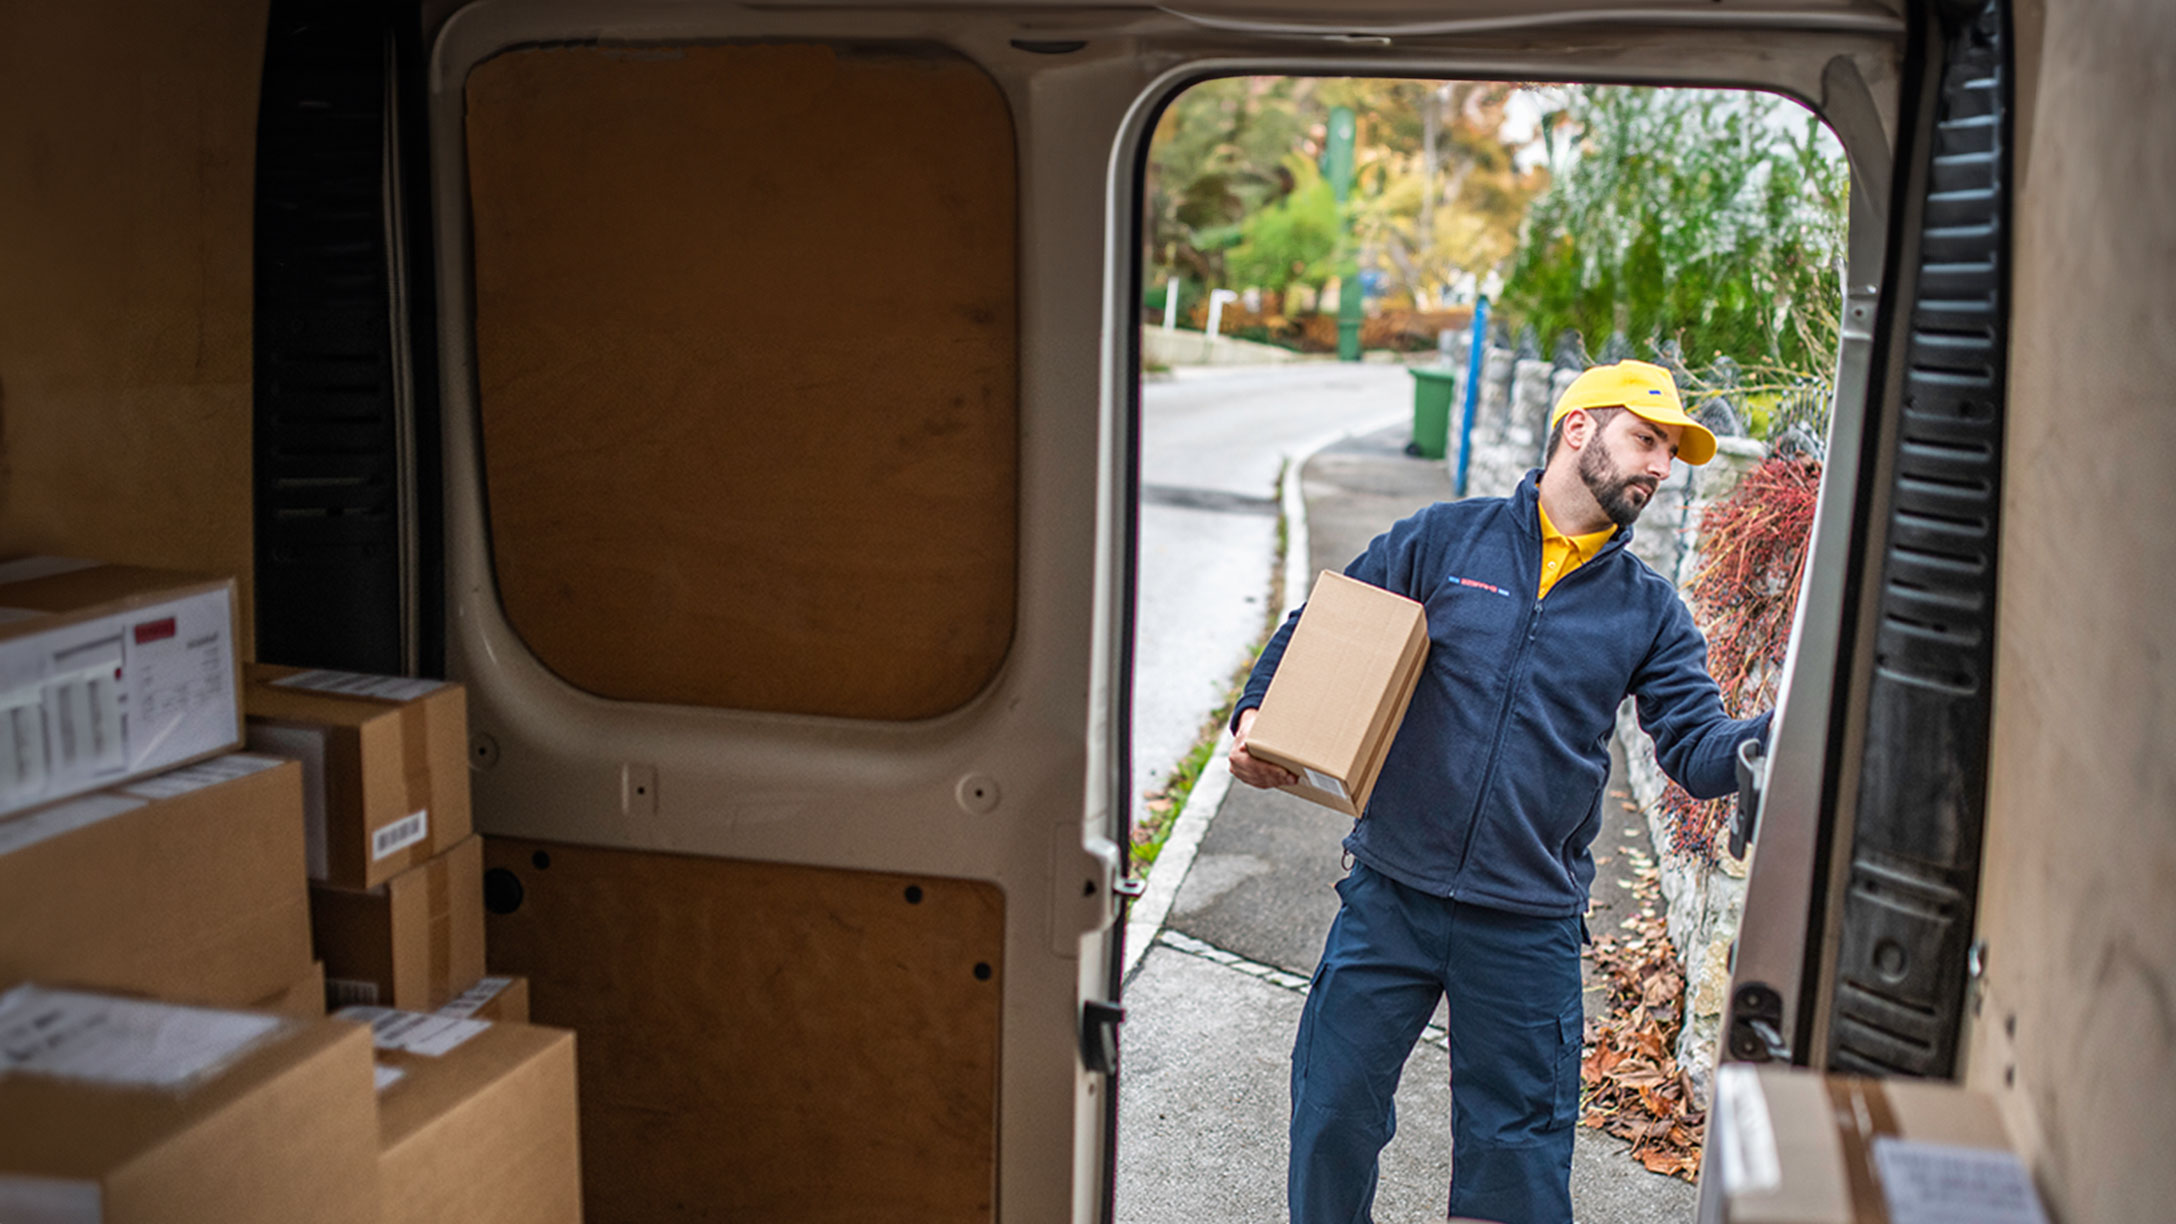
1337,319,1364,363
1407,367,1459,461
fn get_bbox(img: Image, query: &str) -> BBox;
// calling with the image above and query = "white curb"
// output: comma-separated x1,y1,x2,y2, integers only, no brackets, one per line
1123,404,1409,981
1122,727,1232,980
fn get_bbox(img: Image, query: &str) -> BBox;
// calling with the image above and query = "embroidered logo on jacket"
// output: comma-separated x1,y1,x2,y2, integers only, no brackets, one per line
1445,574,1513,597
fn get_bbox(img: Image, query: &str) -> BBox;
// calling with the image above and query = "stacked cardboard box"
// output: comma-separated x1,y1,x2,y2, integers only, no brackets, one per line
243,665,484,1009
0,559,583,1220
312,836,487,1010
0,985,381,1223
242,668,582,1221
241,663,471,889
340,1006,581,1224
0,753,313,1006
0,560,243,818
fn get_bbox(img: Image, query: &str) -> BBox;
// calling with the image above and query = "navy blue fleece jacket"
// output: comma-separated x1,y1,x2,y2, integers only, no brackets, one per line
1235,471,1770,918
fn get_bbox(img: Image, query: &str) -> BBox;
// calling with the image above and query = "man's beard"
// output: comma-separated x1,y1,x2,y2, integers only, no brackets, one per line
1578,440,1659,528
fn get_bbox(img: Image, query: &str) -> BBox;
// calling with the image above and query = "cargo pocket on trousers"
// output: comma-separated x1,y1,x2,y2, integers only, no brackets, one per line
1552,1007,1584,1127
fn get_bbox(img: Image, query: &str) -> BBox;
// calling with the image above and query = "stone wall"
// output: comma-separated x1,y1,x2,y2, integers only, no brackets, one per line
1613,435,1766,1102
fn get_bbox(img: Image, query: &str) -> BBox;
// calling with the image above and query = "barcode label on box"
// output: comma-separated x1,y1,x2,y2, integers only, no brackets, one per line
1874,1138,2051,1224
272,668,447,703
1302,767,1349,801
120,752,284,800
326,978,381,1008
336,1006,488,1057
372,809,429,860
0,985,282,1089
373,1063,407,1093
437,977,515,1020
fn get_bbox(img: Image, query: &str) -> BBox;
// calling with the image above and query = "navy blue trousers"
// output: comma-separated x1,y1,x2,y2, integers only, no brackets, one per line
1289,863,1584,1224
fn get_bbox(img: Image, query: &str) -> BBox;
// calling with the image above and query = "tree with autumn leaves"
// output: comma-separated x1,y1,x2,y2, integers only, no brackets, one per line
1503,84,1849,395
1144,77,1543,321
1148,78,1848,398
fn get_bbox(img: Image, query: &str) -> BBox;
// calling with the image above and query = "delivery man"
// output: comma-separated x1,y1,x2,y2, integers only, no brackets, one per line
1228,359,1770,1224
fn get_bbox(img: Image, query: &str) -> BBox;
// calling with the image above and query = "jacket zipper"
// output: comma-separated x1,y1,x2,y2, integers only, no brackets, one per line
1449,593,1542,891
1445,521,1629,891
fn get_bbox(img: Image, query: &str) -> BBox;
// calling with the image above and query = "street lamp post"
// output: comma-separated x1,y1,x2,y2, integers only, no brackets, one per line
1324,106,1363,363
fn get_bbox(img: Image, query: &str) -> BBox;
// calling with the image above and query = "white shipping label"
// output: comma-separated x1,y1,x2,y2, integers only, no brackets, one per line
371,809,429,861
0,1174,104,1224
336,1007,488,1058
0,984,282,1090
1874,1138,2051,1224
1301,767,1349,801
1714,1065,1781,1194
120,587,234,771
247,723,330,878
0,791,146,857
119,752,284,800
326,978,382,1008
272,668,446,703
437,976,514,1020
373,1063,407,1093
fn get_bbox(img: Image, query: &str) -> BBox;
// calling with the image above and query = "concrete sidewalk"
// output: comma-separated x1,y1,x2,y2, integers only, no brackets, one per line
1114,424,1698,1224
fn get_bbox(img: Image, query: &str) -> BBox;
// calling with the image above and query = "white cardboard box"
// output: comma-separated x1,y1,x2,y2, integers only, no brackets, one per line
0,558,241,818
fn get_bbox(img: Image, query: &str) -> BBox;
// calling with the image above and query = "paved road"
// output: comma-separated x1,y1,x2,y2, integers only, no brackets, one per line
1131,364,1410,827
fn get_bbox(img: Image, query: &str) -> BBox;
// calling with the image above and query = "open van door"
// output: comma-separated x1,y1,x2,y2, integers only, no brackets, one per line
1722,0,2010,1080
420,6,1134,1220
245,1,1903,1219
1718,3,2176,1217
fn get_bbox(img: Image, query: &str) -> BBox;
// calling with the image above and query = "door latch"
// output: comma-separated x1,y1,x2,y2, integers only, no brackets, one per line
1081,1000,1124,1075
1730,736,1768,858
1727,981,1790,1062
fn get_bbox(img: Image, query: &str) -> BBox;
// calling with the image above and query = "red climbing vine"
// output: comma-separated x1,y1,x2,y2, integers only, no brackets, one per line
1658,453,1822,860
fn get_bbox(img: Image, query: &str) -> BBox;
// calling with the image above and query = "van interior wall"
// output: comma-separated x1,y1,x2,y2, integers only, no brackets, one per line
0,1,268,654
481,838,1004,1222
1967,1,2176,1219
457,40,1020,1221
463,41,1018,721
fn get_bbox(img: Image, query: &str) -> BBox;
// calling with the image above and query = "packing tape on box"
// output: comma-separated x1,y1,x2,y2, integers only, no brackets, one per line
427,853,452,1002
1825,1077,1902,1223
400,703,433,864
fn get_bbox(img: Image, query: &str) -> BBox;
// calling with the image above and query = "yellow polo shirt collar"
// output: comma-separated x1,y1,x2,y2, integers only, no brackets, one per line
1537,501,1617,599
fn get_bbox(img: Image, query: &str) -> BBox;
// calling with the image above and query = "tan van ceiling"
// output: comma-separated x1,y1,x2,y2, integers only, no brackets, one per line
728,0,1906,29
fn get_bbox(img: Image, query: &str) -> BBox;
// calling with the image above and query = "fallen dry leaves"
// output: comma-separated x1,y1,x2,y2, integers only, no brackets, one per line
1580,853,1705,1182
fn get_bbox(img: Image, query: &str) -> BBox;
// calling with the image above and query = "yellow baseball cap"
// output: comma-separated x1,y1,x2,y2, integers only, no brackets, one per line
1548,359,1716,466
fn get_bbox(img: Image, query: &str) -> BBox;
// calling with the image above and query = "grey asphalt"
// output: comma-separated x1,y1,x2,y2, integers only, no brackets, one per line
1132,366,1409,834
1117,416,1698,1224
